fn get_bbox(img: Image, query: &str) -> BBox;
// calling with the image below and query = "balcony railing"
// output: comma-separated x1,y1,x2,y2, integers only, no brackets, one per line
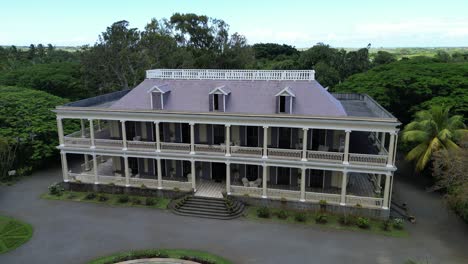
63,136,389,166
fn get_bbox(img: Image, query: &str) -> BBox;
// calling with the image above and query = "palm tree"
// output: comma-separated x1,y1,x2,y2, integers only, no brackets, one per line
402,106,467,171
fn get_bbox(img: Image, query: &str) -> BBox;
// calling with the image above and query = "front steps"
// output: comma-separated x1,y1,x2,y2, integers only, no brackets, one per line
171,196,245,220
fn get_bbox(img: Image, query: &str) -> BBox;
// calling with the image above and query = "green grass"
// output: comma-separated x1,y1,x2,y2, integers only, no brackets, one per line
41,191,171,210
0,216,33,254
244,206,408,237
88,248,232,264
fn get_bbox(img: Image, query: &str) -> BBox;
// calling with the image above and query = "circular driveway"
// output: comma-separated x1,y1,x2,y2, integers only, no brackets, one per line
0,165,467,264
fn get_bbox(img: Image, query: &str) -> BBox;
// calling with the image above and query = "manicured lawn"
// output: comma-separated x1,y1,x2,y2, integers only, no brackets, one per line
244,206,408,237
41,191,171,210
0,216,33,254
88,248,232,264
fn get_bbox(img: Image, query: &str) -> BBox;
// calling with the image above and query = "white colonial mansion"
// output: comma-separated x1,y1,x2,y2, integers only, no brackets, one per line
55,69,399,216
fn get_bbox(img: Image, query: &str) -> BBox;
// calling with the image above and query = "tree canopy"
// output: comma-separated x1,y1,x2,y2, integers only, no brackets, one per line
334,59,468,124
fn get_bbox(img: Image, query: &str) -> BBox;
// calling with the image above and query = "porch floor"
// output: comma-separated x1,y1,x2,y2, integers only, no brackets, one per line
195,180,224,198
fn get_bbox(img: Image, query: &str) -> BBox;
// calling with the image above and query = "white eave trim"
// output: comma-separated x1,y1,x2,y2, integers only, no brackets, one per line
275,86,296,97
147,84,170,94
208,85,230,95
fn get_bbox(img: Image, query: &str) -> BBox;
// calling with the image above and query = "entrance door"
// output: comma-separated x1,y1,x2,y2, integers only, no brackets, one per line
211,163,226,182
277,167,290,185
278,127,291,148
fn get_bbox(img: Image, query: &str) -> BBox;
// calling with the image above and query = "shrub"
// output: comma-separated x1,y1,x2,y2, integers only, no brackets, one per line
294,212,307,222
393,218,404,230
98,194,108,202
382,219,392,231
140,184,147,189
256,207,271,218
48,183,64,196
319,200,327,205
145,197,156,206
315,214,328,224
16,166,32,177
280,197,287,204
277,210,288,219
67,193,77,199
243,193,250,197
118,195,129,203
355,203,362,208
356,217,370,229
173,187,180,192
319,200,327,211
84,192,97,200
131,197,142,205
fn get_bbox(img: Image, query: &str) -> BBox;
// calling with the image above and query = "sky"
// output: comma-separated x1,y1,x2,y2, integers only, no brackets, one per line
1,0,468,48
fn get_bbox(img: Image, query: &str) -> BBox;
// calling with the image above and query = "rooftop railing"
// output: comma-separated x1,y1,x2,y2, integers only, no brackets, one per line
146,69,315,81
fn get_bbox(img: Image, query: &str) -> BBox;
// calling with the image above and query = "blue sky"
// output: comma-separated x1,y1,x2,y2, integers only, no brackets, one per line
2,0,468,48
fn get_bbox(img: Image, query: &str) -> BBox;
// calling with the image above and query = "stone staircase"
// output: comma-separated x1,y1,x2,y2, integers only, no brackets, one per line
171,196,245,220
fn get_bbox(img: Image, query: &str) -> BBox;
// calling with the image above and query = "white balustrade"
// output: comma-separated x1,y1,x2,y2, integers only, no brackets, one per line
160,142,191,152
68,173,94,183
146,69,315,81
64,137,91,147
349,153,388,165
161,180,192,190
307,151,344,162
267,148,302,159
305,191,341,204
267,188,301,200
129,177,159,188
127,141,157,150
95,139,123,149
230,146,263,157
346,195,384,208
230,185,263,197
194,144,225,154
98,175,127,185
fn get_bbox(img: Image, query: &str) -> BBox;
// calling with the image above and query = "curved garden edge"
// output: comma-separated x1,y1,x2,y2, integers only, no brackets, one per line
0,215,34,254
87,249,232,264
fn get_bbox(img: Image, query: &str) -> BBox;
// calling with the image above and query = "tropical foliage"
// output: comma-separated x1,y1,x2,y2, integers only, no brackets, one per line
432,139,468,223
0,86,76,173
402,106,467,171
334,58,468,124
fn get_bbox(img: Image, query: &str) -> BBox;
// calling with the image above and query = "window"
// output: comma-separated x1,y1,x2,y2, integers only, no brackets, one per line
279,96,286,113
213,94,219,111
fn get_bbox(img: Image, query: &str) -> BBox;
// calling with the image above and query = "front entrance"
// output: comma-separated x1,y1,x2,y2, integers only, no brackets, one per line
211,163,226,182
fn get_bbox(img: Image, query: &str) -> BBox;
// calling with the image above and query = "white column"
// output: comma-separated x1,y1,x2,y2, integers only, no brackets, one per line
340,171,348,205
60,151,69,182
93,154,98,184
300,167,306,202
226,162,231,194
262,126,268,159
191,160,196,191
121,120,127,151
157,158,162,189
57,117,65,146
225,124,231,156
301,128,308,161
124,156,130,187
89,119,95,149
380,132,386,153
97,120,102,131
382,172,391,209
155,122,161,152
190,122,195,154
80,119,86,138
386,132,396,167
262,164,267,198
343,130,351,164
393,133,399,167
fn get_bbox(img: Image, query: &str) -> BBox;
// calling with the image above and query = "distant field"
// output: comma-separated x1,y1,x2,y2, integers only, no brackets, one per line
298,47,468,59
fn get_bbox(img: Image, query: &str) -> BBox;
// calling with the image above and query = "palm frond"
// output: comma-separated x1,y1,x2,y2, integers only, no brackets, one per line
406,142,429,162
402,130,429,143
438,129,452,141
415,138,441,171
442,139,461,152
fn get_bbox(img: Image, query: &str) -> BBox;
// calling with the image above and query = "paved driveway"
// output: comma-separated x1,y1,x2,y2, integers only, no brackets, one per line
0,165,467,264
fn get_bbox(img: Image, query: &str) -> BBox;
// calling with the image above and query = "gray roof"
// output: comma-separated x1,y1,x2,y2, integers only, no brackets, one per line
109,79,347,117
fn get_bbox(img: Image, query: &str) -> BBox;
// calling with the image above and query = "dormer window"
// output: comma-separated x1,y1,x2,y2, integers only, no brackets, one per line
148,84,170,110
209,86,230,112
275,87,295,114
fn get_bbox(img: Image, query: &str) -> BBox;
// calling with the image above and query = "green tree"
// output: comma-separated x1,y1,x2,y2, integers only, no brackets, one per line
0,86,74,170
373,51,396,65
402,106,467,171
